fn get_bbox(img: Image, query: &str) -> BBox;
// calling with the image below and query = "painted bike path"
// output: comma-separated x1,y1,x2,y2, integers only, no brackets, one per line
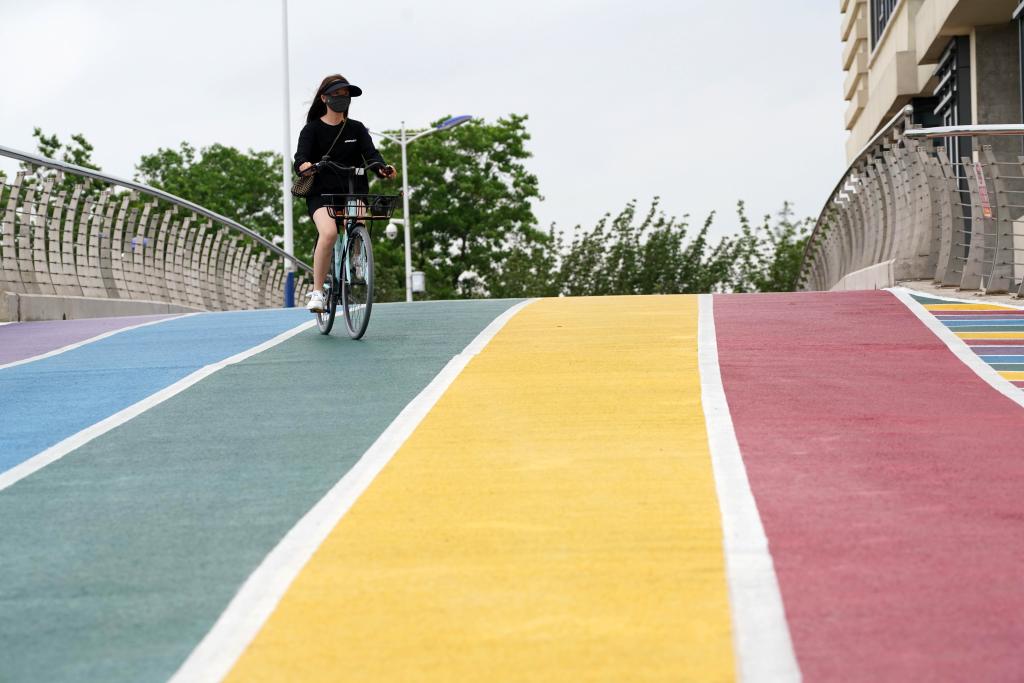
0,308,309,476
0,314,179,366
224,296,737,682
917,297,1024,389
715,290,1024,681
0,299,520,683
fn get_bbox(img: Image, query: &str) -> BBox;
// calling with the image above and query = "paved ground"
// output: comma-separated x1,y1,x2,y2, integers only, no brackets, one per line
0,314,177,366
898,278,1024,307
717,291,1024,681
1,291,1022,682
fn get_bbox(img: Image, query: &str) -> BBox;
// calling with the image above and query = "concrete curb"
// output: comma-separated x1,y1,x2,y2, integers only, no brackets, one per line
1,291,204,322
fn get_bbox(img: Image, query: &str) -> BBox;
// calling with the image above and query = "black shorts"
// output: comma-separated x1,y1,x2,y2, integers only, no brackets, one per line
305,194,331,220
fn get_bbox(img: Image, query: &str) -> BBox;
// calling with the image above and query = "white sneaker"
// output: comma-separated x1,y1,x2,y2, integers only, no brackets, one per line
306,290,326,313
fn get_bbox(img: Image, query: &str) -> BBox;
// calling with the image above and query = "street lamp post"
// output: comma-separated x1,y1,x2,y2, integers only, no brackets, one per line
280,0,295,307
371,115,472,302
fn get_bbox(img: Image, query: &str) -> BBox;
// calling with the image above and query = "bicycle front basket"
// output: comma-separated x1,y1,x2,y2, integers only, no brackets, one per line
365,194,399,219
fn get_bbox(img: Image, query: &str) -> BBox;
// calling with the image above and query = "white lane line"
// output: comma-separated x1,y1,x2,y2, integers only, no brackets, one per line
889,287,1024,410
0,313,199,371
167,298,536,683
697,294,801,683
0,319,316,494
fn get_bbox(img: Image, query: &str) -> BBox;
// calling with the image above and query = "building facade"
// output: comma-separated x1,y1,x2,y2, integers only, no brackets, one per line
841,0,1023,162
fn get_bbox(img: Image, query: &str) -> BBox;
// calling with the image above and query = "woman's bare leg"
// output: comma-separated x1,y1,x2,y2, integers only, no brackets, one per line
311,207,337,291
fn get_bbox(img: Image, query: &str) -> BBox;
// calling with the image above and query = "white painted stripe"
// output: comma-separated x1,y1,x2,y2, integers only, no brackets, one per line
0,319,316,493
696,294,801,683
888,288,1024,410
0,313,198,371
168,298,536,683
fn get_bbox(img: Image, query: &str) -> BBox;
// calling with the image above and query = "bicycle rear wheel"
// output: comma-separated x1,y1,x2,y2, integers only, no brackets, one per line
316,252,338,335
342,223,374,339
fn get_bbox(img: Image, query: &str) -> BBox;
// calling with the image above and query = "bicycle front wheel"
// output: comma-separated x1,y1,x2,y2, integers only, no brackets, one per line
342,224,374,339
316,247,339,335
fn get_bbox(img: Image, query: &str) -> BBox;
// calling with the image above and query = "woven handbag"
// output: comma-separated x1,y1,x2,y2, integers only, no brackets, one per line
290,172,315,197
291,120,347,197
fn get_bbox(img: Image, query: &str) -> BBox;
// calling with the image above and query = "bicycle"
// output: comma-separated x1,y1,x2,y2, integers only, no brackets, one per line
310,160,399,339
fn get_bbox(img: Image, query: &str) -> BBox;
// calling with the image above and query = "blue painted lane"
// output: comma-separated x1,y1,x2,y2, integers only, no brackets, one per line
0,308,308,476
976,356,1024,363
941,321,1024,327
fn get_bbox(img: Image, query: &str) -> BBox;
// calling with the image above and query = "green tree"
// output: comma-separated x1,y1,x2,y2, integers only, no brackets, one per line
31,127,101,171
134,142,311,253
374,114,544,299
20,128,103,200
558,198,738,296
487,227,561,298
727,201,811,292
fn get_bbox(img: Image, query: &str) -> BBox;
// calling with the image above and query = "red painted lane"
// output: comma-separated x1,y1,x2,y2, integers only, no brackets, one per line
969,341,1024,346
0,314,178,366
714,290,1024,681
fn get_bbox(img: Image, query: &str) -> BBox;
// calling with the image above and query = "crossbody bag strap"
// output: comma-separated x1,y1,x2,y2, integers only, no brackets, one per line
320,120,348,160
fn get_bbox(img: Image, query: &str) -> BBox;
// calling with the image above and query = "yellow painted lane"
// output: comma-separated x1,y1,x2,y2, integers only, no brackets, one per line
999,371,1024,380
227,295,735,682
925,304,1015,311
954,332,1024,339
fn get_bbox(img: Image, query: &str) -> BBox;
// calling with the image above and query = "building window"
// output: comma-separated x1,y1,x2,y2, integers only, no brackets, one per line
871,0,899,48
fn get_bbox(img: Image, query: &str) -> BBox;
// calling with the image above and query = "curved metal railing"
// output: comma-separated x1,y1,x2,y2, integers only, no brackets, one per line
0,145,312,316
800,111,1024,297
799,105,919,292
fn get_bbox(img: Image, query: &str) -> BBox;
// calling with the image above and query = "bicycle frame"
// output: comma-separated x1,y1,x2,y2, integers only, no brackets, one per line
332,197,361,294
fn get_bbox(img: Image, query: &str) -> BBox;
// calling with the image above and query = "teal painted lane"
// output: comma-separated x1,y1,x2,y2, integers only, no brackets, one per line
0,299,521,683
0,308,310,475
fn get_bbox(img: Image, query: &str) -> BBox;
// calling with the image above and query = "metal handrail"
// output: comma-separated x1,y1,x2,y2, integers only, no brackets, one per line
0,144,311,273
904,124,1024,139
798,104,915,285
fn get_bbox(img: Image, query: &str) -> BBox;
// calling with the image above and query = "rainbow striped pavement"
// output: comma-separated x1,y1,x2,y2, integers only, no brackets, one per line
910,294,1024,389
2,290,1024,682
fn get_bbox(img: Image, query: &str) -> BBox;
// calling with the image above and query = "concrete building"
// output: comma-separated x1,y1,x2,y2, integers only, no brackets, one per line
841,0,1023,162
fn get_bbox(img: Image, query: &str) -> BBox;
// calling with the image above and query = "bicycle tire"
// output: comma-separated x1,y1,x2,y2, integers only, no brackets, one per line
342,224,374,339
316,253,339,335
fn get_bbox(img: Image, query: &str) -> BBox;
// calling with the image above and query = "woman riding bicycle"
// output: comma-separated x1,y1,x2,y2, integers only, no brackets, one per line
294,74,396,312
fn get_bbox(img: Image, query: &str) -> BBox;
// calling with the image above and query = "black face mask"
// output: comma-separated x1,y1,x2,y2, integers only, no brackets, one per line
325,95,350,113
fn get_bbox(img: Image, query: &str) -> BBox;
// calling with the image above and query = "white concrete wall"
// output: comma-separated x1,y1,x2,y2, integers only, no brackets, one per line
1,292,203,322
829,259,896,291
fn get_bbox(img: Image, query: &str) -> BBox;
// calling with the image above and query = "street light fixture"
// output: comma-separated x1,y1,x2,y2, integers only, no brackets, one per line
371,115,472,302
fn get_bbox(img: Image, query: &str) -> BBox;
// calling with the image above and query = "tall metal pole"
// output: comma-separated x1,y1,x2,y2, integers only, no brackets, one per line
400,121,413,302
280,0,295,307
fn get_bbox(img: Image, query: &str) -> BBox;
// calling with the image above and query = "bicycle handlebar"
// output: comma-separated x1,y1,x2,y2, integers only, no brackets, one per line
311,159,387,177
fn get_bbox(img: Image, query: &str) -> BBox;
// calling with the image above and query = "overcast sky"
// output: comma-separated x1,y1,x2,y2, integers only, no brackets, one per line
1,0,845,242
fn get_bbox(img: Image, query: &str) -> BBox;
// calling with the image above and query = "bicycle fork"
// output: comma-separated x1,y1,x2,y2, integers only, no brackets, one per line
334,212,359,288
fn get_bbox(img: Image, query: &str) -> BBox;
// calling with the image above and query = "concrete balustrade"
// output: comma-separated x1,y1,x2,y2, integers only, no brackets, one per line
0,147,313,321
801,108,1024,298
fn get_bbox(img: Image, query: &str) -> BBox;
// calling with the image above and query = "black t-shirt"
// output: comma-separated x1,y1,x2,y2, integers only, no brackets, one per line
293,117,386,196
